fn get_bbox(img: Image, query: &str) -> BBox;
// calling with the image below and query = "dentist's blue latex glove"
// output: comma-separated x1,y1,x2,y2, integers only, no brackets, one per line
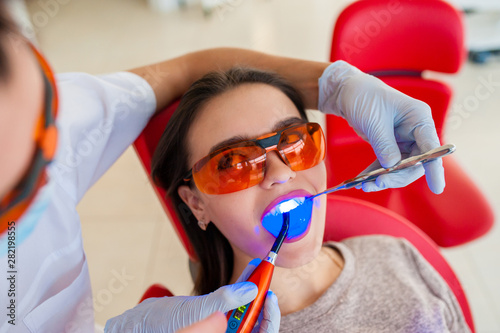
318,61,445,194
104,259,280,333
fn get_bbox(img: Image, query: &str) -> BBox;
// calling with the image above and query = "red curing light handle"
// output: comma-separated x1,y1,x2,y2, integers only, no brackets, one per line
226,261,275,333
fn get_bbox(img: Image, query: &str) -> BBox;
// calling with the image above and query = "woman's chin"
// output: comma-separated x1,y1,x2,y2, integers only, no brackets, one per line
274,240,322,268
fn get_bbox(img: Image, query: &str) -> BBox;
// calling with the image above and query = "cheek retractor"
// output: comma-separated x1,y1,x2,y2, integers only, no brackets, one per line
262,197,312,240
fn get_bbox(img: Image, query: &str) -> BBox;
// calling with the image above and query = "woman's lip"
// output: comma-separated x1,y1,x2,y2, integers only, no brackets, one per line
261,189,312,221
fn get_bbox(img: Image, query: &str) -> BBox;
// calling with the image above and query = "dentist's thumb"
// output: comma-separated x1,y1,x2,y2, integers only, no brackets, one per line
201,281,258,315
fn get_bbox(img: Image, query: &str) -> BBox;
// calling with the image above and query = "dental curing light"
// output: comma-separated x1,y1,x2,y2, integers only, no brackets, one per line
226,212,290,333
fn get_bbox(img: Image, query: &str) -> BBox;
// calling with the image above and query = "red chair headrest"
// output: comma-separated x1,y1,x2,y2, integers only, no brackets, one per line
331,0,465,74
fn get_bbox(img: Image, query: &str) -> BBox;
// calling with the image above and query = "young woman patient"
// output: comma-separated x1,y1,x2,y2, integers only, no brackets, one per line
151,68,470,332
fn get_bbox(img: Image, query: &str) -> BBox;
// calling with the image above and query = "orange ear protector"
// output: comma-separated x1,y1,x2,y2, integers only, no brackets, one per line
0,44,58,235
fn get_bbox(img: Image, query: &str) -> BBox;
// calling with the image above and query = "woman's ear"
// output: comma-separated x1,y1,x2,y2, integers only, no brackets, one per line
178,185,208,224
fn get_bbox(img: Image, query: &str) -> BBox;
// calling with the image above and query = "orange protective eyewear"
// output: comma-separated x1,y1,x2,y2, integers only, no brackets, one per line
0,44,58,235
184,122,325,195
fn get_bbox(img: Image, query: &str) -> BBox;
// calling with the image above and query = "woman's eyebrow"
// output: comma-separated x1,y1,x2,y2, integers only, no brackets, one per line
208,117,304,154
209,135,248,154
271,117,304,131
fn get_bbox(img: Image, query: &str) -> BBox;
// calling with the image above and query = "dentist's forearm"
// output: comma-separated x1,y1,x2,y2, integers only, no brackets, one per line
128,48,329,113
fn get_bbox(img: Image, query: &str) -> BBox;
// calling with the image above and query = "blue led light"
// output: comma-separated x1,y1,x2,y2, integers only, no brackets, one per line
262,198,313,240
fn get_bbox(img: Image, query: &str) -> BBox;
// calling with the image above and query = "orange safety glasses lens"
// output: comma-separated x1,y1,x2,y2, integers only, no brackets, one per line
187,122,325,195
0,44,58,235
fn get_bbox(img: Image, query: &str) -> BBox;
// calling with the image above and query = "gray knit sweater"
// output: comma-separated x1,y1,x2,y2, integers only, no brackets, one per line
279,236,470,333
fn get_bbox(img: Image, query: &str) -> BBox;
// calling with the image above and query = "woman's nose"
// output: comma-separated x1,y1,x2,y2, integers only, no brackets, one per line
260,151,296,189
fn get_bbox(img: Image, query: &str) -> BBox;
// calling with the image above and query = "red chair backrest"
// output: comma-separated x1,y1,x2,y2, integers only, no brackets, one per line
324,195,474,332
133,100,198,262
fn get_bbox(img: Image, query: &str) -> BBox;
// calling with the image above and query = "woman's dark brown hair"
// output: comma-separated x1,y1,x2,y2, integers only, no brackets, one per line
0,1,17,82
151,67,308,295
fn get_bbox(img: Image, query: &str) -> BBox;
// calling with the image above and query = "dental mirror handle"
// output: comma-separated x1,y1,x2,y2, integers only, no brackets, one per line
311,143,456,199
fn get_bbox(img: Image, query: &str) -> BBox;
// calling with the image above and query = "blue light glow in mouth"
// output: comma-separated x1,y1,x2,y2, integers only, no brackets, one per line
262,197,313,240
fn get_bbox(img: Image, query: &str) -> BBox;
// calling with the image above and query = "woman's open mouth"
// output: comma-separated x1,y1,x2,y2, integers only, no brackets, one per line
261,190,314,242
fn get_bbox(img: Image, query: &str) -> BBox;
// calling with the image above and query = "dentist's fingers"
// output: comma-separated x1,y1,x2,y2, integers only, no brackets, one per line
365,122,402,170
422,158,445,194
252,291,280,333
360,165,424,192
177,312,227,333
413,124,445,194
202,282,258,315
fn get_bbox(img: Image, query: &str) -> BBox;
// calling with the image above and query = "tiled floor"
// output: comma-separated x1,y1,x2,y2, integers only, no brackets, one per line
25,0,500,331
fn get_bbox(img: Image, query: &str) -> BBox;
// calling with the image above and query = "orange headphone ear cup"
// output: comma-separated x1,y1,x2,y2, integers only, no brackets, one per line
41,125,58,160
32,114,44,142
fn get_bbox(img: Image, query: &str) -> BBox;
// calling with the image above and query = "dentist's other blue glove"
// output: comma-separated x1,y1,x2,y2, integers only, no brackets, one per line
104,259,280,333
318,61,445,194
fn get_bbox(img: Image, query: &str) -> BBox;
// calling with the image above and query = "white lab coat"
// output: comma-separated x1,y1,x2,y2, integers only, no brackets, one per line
0,72,156,333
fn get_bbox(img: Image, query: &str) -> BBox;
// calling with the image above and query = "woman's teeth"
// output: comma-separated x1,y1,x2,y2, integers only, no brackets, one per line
270,197,306,215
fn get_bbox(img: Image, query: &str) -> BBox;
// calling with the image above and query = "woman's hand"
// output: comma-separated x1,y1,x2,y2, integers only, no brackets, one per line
318,61,445,194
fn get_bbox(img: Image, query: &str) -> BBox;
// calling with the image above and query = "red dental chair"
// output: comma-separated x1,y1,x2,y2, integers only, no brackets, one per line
326,0,494,247
133,101,475,331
